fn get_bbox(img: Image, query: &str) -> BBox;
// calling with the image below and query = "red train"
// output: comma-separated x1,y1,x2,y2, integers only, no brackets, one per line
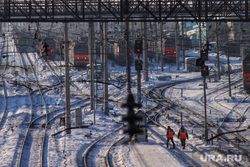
113,41,133,66
163,34,176,63
69,37,89,68
242,57,250,92
162,33,192,63
41,38,56,60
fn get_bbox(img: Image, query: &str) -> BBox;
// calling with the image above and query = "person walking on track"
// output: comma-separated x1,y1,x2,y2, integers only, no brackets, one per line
166,126,175,149
178,126,188,149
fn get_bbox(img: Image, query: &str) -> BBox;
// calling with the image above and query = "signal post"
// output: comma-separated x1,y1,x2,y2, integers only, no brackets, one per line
196,46,209,142
135,39,143,103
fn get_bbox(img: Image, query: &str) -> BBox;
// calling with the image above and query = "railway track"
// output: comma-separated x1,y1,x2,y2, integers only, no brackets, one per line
80,77,213,167
16,52,50,167
82,125,124,167
0,32,8,131
144,75,249,166
141,80,222,166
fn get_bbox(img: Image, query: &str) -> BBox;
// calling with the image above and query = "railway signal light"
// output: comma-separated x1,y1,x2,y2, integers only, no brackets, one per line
60,117,65,126
135,40,142,54
120,94,142,139
201,65,209,76
196,48,208,67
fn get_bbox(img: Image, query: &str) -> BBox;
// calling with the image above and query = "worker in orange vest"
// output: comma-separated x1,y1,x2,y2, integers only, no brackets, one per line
178,126,188,149
166,126,175,149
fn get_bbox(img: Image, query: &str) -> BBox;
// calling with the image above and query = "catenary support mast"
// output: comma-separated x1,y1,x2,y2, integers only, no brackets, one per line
103,22,109,115
64,22,71,134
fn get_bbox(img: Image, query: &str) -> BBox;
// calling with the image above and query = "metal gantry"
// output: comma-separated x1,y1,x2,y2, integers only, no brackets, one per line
0,0,250,23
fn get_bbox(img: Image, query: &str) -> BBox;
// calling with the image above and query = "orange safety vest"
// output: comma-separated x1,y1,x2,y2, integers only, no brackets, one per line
179,129,187,139
167,130,174,138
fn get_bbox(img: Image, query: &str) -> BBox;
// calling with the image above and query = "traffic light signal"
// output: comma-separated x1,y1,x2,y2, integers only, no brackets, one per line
135,40,142,54
60,117,65,126
120,94,142,139
201,65,209,76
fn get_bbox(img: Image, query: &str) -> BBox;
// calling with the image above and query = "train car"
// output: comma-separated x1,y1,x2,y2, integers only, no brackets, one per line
162,33,192,63
163,34,176,63
242,57,250,92
69,39,89,68
147,40,156,62
41,38,56,60
113,41,133,66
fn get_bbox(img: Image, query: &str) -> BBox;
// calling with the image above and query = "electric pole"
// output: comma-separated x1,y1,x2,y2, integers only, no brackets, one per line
227,47,232,97
103,22,109,115
154,22,159,73
181,21,185,68
160,22,163,72
89,22,95,111
175,22,180,70
126,21,131,94
203,74,208,142
216,22,221,80
64,22,71,134
142,22,148,81
135,39,142,103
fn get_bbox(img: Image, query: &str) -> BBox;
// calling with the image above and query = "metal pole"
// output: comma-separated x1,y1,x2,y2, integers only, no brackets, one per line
182,21,185,68
142,22,148,81
126,21,131,94
155,22,159,73
227,47,232,97
216,22,221,80
137,54,141,103
64,22,71,134
100,22,104,71
175,21,180,70
203,76,208,142
160,22,163,72
89,22,95,112
199,22,202,50
103,22,109,115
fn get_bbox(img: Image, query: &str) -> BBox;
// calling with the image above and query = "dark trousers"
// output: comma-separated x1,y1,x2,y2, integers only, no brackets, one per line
166,138,175,148
180,139,186,148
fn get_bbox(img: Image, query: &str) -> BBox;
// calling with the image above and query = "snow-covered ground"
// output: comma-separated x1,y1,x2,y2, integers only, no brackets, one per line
0,30,249,167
